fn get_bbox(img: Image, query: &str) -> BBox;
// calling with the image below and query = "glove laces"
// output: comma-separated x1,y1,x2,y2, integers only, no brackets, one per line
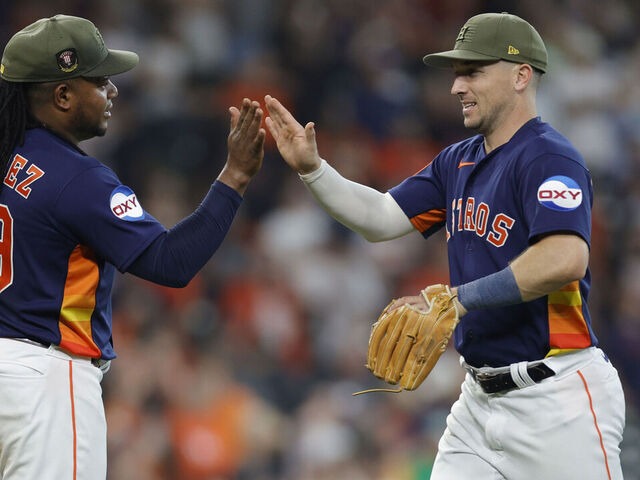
352,387,404,396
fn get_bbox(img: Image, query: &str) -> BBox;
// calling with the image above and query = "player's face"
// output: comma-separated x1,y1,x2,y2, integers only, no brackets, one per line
69,76,118,141
451,61,515,136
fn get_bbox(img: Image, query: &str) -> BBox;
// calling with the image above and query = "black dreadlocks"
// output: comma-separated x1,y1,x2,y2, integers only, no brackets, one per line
0,79,39,192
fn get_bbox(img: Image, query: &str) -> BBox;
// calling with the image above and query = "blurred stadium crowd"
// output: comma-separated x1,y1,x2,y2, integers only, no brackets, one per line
3,0,640,478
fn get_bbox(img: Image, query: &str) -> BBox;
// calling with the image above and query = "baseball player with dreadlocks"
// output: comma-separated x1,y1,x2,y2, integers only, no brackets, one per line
0,15,265,479
265,12,625,480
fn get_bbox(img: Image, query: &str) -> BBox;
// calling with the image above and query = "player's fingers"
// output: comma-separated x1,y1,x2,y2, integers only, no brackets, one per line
389,296,411,311
379,298,398,317
252,128,266,154
265,116,279,141
265,95,282,118
388,300,403,311
241,100,261,135
236,98,253,133
245,106,264,139
265,95,299,130
264,95,282,127
390,295,425,312
229,107,240,131
304,122,315,143
266,97,288,131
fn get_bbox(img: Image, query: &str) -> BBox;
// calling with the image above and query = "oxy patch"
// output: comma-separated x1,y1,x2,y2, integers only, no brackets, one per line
110,186,144,221
537,176,582,212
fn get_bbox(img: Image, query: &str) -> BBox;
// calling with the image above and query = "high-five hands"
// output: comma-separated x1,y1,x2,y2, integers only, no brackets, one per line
264,95,321,175
219,95,324,194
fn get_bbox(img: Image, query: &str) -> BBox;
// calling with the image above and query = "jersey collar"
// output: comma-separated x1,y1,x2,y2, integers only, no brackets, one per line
481,116,542,159
29,126,88,156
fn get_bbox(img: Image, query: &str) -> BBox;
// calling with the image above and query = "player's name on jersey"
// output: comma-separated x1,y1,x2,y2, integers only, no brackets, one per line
448,196,515,248
3,154,45,199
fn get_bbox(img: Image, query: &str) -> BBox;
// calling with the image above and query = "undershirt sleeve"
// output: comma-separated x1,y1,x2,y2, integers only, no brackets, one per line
126,181,242,287
300,159,415,242
55,163,242,286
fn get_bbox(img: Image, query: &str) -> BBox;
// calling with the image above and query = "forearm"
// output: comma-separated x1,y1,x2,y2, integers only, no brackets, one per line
126,181,242,287
510,234,589,301
457,234,589,312
300,159,414,242
217,165,252,196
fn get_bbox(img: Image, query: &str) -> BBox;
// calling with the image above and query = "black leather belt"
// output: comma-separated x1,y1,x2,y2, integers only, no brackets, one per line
469,363,555,394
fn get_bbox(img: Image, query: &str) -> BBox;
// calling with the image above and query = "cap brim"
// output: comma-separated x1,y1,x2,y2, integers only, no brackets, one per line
84,49,139,77
423,49,500,68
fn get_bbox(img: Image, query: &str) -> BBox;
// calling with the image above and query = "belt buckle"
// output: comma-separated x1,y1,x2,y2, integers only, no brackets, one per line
475,371,496,381
464,364,496,382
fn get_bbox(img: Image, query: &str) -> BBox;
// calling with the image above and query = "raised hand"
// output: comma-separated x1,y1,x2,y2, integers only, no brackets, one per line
218,98,266,195
264,95,321,175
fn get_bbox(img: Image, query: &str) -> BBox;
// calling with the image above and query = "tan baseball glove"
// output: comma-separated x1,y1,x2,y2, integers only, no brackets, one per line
354,284,459,394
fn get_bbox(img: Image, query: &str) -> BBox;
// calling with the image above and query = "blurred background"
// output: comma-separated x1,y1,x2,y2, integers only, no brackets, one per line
3,0,640,478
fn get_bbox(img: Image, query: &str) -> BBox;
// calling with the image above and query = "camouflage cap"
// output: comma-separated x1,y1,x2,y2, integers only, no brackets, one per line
423,13,548,73
1,14,138,83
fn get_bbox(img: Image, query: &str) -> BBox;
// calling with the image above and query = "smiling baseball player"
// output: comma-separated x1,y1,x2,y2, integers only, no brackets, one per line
265,12,625,480
0,15,265,479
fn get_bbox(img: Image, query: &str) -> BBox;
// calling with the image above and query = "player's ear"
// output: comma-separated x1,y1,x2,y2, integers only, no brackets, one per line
52,82,73,111
513,64,533,93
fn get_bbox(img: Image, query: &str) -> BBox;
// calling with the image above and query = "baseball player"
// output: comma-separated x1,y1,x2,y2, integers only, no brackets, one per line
265,12,625,480
0,15,265,480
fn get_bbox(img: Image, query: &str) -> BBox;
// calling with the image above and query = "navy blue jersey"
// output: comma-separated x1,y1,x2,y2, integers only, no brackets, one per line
0,128,166,360
389,118,596,367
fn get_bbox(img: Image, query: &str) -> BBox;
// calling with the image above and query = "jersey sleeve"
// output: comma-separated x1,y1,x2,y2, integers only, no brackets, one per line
54,165,167,271
518,154,593,246
388,154,447,238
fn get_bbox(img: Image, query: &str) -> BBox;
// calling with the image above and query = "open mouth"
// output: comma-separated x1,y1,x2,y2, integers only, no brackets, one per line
462,102,477,112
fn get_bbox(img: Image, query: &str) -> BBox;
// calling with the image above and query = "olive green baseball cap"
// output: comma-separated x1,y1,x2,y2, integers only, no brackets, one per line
423,12,547,73
1,14,138,83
